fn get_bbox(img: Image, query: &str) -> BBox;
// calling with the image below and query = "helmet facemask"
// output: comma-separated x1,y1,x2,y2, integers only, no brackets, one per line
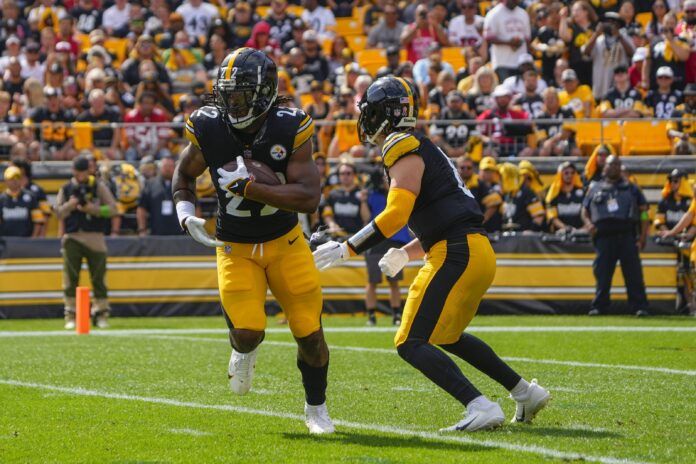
215,68,277,129
358,100,389,145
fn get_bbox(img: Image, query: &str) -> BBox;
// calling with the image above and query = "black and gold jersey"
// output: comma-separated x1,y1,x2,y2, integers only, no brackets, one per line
667,104,696,144
0,189,43,237
655,195,691,230
502,184,545,231
25,107,75,148
598,87,648,115
382,131,483,251
185,105,314,243
547,188,585,229
645,89,682,119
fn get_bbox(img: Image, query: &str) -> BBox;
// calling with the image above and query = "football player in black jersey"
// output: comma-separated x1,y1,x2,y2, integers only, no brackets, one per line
313,77,550,432
172,48,334,434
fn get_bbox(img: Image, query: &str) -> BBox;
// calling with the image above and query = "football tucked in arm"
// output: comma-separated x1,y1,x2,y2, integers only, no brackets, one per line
221,158,281,186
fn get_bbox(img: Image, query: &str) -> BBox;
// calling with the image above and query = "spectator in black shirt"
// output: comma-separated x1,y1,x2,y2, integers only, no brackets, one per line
266,0,298,45
322,163,369,236
513,69,545,118
301,29,330,82
3,57,25,101
643,12,690,90
430,91,476,158
0,166,44,237
537,87,578,157
76,89,122,159
71,0,102,34
499,162,545,232
532,5,565,85
457,156,503,230
545,162,586,232
136,156,182,236
645,66,683,119
375,45,402,79
25,86,76,160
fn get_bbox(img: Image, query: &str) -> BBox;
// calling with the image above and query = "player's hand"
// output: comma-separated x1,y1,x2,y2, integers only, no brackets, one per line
217,156,254,198
184,216,223,248
379,248,409,277
313,240,350,271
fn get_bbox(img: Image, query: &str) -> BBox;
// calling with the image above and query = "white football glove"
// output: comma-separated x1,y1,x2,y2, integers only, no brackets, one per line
313,240,351,271
379,248,409,277
184,216,224,248
217,156,252,198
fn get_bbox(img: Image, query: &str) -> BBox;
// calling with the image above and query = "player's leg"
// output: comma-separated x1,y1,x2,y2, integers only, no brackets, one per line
395,238,503,432
435,234,550,424
217,246,268,395
84,247,110,328
266,227,333,433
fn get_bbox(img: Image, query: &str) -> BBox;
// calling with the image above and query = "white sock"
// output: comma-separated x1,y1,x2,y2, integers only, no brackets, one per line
510,378,530,399
466,395,495,414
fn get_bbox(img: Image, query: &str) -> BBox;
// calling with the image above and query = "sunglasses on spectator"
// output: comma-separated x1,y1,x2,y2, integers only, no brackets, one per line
339,171,354,176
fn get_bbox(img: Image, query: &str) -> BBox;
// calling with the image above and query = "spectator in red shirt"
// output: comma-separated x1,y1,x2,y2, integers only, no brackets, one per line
477,85,533,157
124,91,172,162
400,3,449,63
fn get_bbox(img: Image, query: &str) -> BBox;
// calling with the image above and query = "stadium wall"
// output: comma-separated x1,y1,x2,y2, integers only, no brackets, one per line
0,236,677,319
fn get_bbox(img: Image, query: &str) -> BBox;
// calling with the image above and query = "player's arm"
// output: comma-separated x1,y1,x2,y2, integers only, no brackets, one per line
173,142,222,247
243,139,321,214
313,154,423,271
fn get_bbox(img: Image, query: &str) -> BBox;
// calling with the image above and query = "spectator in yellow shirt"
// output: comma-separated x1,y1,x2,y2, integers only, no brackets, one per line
558,68,594,118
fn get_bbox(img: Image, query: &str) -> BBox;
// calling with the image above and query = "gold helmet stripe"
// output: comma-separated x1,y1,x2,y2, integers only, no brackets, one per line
395,77,414,118
224,48,247,80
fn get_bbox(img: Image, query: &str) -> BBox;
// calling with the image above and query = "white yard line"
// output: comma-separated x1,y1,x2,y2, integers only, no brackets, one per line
0,379,650,464
168,428,213,437
143,334,696,377
1,325,696,338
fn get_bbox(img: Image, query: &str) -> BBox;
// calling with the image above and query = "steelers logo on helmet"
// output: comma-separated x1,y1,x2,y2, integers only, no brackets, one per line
270,144,287,161
214,48,279,129
358,76,419,145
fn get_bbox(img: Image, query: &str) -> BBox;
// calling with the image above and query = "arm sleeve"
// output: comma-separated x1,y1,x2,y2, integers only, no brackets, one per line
346,187,416,255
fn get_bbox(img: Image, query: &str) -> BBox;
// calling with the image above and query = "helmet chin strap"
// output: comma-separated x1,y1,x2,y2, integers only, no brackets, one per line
228,87,278,129
367,120,388,145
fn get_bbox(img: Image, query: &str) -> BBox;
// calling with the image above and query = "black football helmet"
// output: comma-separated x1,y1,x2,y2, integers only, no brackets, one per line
214,48,278,129
357,76,418,144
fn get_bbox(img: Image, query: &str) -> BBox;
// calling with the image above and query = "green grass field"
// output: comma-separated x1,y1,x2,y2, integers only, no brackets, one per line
1,315,695,463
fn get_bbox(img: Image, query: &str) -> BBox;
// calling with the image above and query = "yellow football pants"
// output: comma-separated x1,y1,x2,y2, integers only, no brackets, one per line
395,233,496,347
216,223,323,338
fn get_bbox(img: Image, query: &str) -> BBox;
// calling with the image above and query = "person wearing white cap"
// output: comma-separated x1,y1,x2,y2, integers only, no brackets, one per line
476,84,534,157
0,35,22,75
558,68,594,118
501,53,548,96
645,66,683,119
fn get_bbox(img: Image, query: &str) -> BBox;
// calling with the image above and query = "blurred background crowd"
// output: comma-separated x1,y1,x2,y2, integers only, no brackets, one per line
0,0,695,239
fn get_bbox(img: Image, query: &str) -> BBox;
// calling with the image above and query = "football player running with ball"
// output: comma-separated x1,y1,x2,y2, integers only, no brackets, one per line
173,48,333,434
313,77,550,432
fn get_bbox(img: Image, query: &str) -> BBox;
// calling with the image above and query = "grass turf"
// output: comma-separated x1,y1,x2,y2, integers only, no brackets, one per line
1,315,694,463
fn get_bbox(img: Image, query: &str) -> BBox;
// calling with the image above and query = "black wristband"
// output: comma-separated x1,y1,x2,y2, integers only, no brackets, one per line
347,220,387,255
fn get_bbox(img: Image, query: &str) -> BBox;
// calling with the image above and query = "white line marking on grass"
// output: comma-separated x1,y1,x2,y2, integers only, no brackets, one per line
391,386,434,393
566,424,613,434
546,386,584,393
144,335,696,377
2,325,696,338
0,379,650,464
168,428,212,437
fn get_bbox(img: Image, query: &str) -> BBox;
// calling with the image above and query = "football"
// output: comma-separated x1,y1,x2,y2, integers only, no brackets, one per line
221,158,281,185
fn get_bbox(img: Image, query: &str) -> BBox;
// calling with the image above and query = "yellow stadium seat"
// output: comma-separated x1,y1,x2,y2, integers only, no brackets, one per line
621,120,671,156
332,18,363,37
356,49,387,76
322,38,333,56
635,12,651,30
353,5,369,22
76,33,90,52
287,5,304,16
334,119,361,153
346,35,367,52
256,6,270,17
104,38,129,65
72,122,93,150
573,120,622,155
441,47,467,72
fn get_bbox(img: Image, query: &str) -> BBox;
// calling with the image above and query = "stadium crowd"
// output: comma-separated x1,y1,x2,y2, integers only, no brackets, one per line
0,0,695,239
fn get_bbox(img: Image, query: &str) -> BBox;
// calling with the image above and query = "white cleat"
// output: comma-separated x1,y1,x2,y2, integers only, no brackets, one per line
95,316,109,329
511,379,551,423
440,401,505,432
304,402,335,434
64,319,75,330
228,347,259,395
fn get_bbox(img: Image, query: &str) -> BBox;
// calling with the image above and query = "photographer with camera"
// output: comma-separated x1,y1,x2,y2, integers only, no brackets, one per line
55,156,118,330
